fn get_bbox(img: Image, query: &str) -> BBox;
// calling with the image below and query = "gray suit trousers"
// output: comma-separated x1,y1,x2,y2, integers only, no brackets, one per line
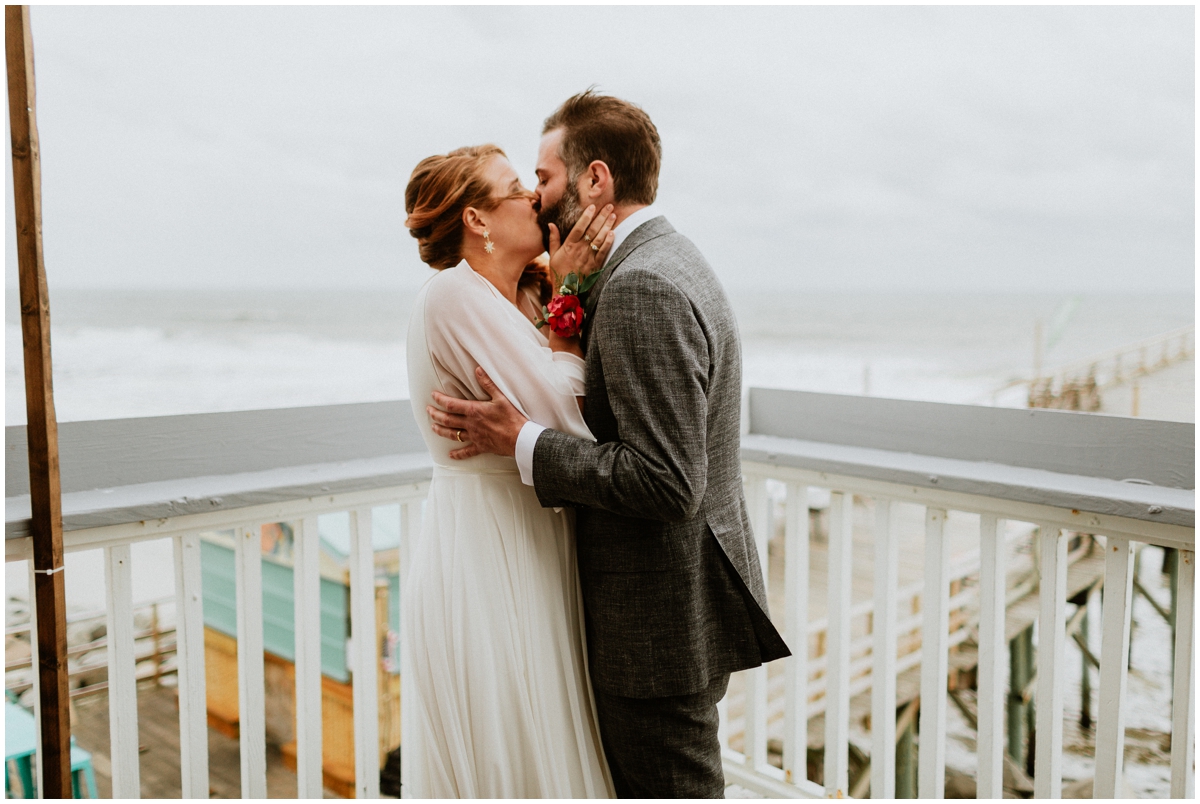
594,673,730,799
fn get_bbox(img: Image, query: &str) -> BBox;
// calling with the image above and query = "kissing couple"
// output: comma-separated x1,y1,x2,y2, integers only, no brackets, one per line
405,89,790,798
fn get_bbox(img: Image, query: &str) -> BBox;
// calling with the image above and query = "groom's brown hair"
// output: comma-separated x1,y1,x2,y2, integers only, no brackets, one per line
543,89,662,206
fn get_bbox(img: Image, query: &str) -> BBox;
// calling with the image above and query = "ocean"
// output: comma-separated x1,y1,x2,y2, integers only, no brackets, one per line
4,286,1192,425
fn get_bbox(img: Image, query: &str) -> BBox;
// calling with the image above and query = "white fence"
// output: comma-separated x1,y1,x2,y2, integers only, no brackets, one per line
5,392,1194,799
6,483,428,798
724,470,1193,798
721,388,1195,798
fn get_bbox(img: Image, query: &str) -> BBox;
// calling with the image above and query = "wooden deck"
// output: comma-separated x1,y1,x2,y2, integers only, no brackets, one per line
69,681,342,799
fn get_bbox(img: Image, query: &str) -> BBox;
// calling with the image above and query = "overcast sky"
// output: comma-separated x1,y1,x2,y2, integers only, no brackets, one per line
3,5,1194,292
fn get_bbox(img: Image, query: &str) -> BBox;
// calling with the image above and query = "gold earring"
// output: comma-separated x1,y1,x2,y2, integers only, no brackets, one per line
483,229,495,254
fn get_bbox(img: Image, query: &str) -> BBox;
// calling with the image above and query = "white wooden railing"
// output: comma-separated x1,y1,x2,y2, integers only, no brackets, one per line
5,402,431,798
5,392,1194,799
720,388,1195,799
6,485,427,798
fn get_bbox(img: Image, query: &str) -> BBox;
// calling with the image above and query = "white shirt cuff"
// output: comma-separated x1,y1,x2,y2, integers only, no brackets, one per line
515,421,547,486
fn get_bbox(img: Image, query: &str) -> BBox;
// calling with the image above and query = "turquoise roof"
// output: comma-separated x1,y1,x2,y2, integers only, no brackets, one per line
317,505,401,558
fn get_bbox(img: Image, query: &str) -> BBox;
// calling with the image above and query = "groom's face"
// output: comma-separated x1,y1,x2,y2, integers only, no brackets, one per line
534,128,584,252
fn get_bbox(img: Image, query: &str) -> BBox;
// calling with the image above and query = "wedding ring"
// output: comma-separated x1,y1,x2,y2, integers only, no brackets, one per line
590,243,600,252
456,430,464,442
584,235,592,243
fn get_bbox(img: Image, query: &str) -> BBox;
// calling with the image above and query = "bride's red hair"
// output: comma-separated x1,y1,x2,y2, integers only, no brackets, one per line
405,144,504,271
404,144,552,302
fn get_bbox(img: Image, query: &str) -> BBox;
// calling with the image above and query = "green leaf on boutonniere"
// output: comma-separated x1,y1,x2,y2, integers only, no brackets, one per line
579,266,605,294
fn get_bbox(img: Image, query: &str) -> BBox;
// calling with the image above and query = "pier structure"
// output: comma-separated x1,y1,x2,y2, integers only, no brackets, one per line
990,324,1195,420
5,389,1194,798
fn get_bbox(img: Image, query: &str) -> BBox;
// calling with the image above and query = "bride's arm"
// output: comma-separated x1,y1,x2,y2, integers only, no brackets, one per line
425,271,591,441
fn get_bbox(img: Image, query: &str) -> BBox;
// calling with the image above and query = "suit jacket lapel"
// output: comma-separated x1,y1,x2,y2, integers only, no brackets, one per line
581,215,675,350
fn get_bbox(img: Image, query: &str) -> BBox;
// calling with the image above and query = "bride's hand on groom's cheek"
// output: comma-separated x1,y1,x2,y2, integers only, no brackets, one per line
548,203,616,285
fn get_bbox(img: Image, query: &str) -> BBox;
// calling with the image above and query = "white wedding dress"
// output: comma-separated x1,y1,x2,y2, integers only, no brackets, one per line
403,260,614,798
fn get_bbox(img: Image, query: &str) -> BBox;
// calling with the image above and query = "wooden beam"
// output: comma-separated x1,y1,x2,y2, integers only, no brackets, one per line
5,4,71,798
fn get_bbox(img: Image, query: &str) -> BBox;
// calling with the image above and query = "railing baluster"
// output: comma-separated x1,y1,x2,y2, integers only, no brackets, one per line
173,533,209,798
918,508,949,798
783,482,809,784
744,476,770,771
399,500,420,798
25,560,43,797
293,516,323,798
234,524,267,798
105,543,141,798
744,664,769,772
870,498,897,799
1034,524,1068,798
747,474,771,578
349,507,381,798
976,514,1006,799
1171,549,1195,798
824,491,853,797
1095,536,1134,798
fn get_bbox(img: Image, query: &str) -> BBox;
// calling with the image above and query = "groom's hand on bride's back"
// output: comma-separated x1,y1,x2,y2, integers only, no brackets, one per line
428,367,527,459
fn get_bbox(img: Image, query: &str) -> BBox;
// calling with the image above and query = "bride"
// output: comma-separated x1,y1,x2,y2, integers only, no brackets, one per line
402,144,617,797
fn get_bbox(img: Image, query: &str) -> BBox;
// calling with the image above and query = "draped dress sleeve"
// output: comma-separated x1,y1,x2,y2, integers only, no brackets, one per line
423,261,593,443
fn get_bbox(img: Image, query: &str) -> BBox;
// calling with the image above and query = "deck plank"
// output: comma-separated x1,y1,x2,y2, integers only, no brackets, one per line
70,681,332,798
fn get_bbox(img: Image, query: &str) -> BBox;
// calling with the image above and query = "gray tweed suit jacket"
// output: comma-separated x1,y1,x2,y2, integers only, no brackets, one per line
533,216,790,699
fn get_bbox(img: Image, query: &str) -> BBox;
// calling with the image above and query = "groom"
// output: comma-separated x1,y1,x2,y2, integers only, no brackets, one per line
428,89,789,797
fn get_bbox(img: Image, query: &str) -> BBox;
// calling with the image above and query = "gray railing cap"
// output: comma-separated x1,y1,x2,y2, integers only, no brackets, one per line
6,393,1195,539
748,388,1194,490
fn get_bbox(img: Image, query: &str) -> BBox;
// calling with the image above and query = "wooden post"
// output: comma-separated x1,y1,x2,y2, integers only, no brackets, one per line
1080,592,1093,730
5,6,71,798
894,705,917,799
1167,547,1179,683
1007,626,1032,769
152,602,162,687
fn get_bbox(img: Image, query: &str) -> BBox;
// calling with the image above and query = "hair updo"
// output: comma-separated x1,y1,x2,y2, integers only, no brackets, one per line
404,144,506,271
403,144,553,303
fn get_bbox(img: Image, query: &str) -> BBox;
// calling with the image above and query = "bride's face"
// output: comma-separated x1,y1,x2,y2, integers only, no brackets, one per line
478,156,543,262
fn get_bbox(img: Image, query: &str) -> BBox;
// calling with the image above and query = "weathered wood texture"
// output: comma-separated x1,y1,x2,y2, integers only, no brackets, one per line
6,400,427,497
917,508,949,798
1094,537,1134,797
975,514,1007,798
782,482,809,785
1171,549,1195,798
105,544,141,797
748,387,1194,489
1033,526,1068,798
5,402,434,539
348,508,380,798
173,533,210,797
742,478,770,774
235,525,268,797
293,515,323,798
70,680,316,799
869,499,897,799
5,5,70,796
823,492,853,796
741,432,1193,531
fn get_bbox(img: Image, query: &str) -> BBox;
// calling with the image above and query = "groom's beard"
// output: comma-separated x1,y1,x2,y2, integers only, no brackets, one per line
537,184,585,253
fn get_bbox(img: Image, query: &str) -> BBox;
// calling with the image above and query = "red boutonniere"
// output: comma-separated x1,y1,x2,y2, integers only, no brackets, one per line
535,268,605,339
